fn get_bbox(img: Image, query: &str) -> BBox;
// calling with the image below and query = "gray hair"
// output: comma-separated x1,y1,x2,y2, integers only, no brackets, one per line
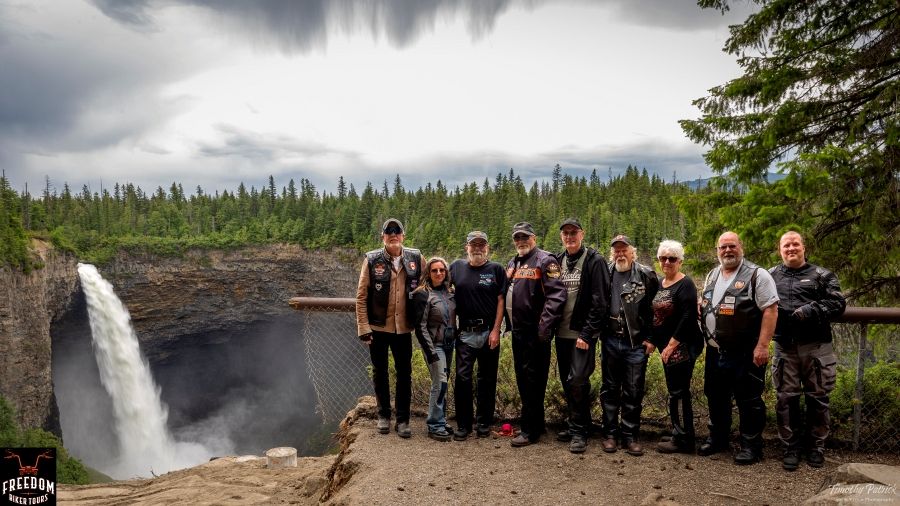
608,244,638,263
657,239,685,261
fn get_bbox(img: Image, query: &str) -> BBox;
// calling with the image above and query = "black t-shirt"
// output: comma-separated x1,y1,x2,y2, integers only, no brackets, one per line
449,259,507,323
610,269,630,316
651,275,700,349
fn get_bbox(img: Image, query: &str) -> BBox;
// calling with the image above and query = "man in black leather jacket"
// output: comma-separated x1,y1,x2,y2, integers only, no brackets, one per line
769,231,846,470
600,234,658,456
504,221,566,447
553,218,610,453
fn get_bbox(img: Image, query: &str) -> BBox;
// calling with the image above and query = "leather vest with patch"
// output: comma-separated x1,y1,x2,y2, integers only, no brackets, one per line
366,247,422,326
700,260,761,352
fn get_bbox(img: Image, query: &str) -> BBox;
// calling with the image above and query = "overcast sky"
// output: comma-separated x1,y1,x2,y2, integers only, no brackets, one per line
1,0,754,196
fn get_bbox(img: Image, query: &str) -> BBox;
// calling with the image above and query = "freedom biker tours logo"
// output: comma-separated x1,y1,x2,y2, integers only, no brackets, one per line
1,448,56,505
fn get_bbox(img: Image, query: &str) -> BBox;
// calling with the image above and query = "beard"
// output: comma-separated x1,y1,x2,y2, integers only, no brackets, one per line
516,244,533,256
720,254,740,270
614,257,632,272
467,251,487,265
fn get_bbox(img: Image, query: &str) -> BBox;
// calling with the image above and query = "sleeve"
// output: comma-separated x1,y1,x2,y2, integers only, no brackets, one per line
412,290,438,363
355,258,372,337
538,255,567,340
810,269,847,322
640,268,660,341
579,254,610,342
753,268,780,310
671,279,700,345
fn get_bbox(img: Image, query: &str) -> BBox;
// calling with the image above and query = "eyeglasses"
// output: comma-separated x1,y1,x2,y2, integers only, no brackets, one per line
658,256,680,263
468,241,487,248
383,227,402,235
717,244,738,251
430,268,446,273
513,234,531,241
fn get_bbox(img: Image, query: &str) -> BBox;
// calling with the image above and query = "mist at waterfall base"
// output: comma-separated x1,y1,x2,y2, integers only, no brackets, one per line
54,264,320,479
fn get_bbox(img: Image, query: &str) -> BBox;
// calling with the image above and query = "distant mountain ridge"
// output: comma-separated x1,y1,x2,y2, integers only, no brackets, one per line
682,171,787,190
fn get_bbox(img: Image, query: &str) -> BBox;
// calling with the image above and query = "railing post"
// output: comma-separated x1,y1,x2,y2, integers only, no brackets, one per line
852,323,868,451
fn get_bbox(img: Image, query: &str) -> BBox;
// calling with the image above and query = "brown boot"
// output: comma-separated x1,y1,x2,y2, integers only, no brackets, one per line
602,437,618,453
624,440,644,456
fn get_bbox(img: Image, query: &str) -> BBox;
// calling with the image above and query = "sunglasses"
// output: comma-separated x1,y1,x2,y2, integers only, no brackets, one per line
658,256,680,263
513,234,531,241
383,227,402,235
430,268,446,273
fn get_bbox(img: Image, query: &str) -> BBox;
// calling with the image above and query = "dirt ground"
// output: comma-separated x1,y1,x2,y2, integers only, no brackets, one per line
59,398,898,505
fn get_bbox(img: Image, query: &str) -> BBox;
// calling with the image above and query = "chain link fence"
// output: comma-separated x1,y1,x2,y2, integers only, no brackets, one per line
298,298,898,454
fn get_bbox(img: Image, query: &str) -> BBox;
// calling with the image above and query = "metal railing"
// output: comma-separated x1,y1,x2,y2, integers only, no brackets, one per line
291,297,900,453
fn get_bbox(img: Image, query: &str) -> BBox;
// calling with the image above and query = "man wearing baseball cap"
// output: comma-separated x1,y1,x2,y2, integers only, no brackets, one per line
553,218,610,453
505,221,567,447
600,234,659,456
356,218,424,438
449,231,508,440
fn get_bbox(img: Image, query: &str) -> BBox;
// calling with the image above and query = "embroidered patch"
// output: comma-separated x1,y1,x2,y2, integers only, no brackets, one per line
375,283,383,291
546,262,560,278
719,303,735,315
701,299,709,307
409,261,418,271
515,267,541,280
734,281,745,289
374,263,386,277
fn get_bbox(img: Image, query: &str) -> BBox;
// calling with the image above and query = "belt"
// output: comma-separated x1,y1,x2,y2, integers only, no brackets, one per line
460,319,490,333
609,316,626,335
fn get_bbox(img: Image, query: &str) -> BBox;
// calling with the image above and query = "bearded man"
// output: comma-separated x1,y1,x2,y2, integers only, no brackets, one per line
599,234,659,456
504,222,566,447
699,231,779,465
448,231,508,441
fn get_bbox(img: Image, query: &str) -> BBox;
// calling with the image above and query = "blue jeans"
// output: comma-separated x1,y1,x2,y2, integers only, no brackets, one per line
427,344,454,432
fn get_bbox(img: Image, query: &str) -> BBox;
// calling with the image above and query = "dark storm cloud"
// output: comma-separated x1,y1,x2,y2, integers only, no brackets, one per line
0,2,193,171
91,0,536,51
198,124,362,163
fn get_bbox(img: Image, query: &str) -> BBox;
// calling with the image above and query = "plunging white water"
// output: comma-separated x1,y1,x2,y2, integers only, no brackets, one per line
77,263,214,478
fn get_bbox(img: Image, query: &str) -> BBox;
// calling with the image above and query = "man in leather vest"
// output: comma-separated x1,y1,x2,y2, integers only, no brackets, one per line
356,218,423,438
505,221,566,447
553,218,610,454
770,231,845,470
699,231,779,465
600,234,658,457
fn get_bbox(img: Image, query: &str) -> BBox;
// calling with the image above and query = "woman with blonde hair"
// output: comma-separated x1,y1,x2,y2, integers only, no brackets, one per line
412,256,457,441
651,240,703,453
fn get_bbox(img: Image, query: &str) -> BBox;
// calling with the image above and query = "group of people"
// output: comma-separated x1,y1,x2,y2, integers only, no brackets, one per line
355,218,846,471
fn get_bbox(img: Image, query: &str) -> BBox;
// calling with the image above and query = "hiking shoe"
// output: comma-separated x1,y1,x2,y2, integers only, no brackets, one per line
734,447,761,465
807,449,825,468
782,448,800,471
601,437,618,453
569,435,587,454
476,424,491,438
698,438,728,456
396,422,411,439
623,440,644,457
428,429,451,442
556,429,573,442
376,417,390,434
657,439,693,454
511,433,534,447
453,428,470,441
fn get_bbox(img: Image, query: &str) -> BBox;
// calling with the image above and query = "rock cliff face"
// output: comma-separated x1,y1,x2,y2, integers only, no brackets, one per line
0,243,358,433
0,240,79,433
97,244,357,361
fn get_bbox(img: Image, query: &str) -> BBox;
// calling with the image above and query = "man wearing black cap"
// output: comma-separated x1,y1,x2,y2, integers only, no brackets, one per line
505,222,567,447
356,218,424,438
553,218,610,453
449,231,508,440
601,234,659,456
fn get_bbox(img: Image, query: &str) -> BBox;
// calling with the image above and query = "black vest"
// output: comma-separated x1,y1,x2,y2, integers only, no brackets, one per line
700,260,762,352
366,247,422,326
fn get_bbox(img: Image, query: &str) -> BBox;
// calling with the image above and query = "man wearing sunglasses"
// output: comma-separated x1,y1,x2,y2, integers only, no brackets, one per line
699,231,779,465
504,221,566,447
553,218,610,453
356,218,424,438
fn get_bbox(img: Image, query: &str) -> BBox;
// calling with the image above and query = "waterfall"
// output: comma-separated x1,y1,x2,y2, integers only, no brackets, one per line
77,263,213,478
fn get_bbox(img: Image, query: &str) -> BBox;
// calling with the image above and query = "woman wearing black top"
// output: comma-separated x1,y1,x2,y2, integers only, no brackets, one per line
651,240,703,453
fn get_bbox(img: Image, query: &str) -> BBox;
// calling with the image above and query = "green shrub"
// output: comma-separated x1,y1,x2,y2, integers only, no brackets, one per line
831,360,900,444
